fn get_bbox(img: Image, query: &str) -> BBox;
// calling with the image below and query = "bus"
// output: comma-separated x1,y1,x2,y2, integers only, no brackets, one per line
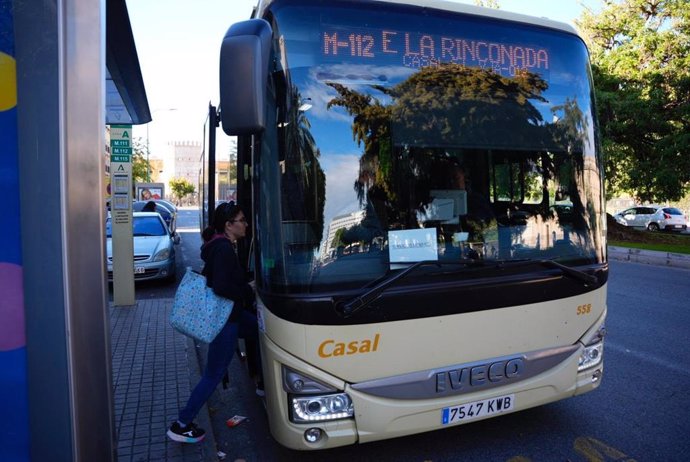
212,0,607,450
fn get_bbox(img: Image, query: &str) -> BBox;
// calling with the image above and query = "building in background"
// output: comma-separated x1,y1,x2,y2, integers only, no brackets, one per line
150,140,237,206
216,159,236,202
320,210,365,259
160,140,201,204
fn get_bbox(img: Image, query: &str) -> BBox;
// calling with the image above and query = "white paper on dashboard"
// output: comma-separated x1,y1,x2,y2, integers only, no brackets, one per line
388,228,438,263
453,232,469,242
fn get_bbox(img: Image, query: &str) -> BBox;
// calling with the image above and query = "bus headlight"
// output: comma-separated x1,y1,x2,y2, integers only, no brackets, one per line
578,341,603,371
282,366,337,394
290,393,354,423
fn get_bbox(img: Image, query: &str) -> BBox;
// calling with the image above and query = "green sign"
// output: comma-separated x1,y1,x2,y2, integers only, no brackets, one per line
111,147,132,155
111,155,131,163
111,139,129,147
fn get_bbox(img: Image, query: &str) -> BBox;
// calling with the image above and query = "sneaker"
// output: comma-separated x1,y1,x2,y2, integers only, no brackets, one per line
256,380,265,397
167,421,205,443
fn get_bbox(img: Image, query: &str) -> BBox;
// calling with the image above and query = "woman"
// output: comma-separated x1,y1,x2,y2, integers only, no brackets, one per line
167,202,262,443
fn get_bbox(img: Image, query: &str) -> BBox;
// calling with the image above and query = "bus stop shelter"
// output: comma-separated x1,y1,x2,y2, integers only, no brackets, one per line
1,0,150,460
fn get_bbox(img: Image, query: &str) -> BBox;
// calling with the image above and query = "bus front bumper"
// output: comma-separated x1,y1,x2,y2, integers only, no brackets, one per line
260,333,603,450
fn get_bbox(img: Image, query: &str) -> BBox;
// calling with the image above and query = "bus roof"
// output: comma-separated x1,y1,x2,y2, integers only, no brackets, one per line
253,0,580,37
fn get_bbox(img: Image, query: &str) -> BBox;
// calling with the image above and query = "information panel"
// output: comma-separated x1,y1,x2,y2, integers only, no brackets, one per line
109,124,134,305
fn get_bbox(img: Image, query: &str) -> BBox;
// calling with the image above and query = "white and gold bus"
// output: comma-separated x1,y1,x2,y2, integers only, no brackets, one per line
216,0,607,450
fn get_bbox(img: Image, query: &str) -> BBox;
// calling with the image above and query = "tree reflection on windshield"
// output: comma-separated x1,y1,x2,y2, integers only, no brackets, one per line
323,64,592,250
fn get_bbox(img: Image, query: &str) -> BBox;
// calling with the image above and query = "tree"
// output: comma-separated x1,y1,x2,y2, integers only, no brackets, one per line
280,84,326,246
169,177,195,205
131,137,150,183
330,227,346,249
326,64,556,227
227,139,238,183
577,0,690,202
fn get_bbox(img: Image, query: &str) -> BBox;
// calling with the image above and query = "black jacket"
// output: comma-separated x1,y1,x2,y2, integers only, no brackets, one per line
201,236,253,322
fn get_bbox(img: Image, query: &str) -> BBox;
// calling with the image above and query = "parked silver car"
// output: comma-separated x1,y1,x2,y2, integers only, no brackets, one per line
106,212,179,282
614,205,687,232
132,200,177,234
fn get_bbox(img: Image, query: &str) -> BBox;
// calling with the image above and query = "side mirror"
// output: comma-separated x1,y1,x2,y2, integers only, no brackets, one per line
172,233,181,245
219,18,273,135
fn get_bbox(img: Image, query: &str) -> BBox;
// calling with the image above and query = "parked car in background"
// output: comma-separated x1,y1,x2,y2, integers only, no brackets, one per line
132,200,176,234
153,199,178,214
106,212,179,282
152,199,178,232
614,205,687,232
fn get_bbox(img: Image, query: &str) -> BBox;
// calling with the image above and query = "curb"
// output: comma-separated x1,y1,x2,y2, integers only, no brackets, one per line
608,246,690,269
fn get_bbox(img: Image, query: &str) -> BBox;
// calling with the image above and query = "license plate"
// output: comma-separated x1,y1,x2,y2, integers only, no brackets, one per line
134,266,145,274
441,394,515,425
675,225,683,228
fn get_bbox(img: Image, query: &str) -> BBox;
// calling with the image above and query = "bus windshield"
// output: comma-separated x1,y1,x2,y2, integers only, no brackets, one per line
257,1,605,293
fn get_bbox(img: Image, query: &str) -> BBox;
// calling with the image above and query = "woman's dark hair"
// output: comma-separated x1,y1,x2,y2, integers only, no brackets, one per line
142,200,157,212
212,201,243,233
201,226,216,243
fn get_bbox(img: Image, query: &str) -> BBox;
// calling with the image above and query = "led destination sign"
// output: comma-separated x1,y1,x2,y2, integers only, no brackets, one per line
322,28,549,77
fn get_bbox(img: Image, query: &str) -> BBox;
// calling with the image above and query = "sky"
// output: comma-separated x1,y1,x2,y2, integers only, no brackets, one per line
127,0,601,160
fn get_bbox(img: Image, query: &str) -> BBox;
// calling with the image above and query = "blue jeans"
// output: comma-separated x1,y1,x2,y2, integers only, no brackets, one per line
178,310,260,424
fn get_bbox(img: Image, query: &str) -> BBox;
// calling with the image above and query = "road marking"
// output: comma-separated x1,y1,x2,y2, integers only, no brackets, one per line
574,436,637,462
507,437,636,462
605,340,690,378
176,227,201,233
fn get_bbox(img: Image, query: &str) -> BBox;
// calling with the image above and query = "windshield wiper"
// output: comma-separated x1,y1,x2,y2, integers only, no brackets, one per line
337,258,598,318
536,259,599,286
338,259,482,318
500,258,598,286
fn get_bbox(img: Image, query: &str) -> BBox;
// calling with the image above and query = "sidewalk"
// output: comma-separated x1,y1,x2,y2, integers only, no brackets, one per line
110,299,217,462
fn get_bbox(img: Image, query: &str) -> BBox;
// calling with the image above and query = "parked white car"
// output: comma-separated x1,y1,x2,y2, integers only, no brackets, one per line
106,212,180,282
614,205,687,232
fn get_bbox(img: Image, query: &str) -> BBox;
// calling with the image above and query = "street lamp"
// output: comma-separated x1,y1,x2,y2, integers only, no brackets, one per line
145,108,177,182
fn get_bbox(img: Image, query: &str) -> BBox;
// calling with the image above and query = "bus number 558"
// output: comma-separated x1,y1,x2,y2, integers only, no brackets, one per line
577,304,592,315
